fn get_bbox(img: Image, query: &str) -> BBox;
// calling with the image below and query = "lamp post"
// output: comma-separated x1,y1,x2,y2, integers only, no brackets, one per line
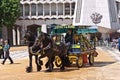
90,12,103,48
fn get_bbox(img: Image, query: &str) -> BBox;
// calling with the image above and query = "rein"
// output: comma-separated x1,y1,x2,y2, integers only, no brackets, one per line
29,47,45,55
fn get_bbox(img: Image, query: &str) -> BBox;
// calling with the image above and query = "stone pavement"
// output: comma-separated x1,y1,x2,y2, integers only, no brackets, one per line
0,46,120,80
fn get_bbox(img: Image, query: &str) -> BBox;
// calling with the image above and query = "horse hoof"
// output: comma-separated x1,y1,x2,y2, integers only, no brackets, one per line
45,69,52,72
26,67,32,73
37,66,42,71
60,67,65,71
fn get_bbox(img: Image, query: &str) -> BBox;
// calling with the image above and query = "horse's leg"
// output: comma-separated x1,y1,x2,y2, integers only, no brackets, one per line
35,55,42,71
45,56,54,69
46,57,53,72
38,54,46,65
60,56,65,71
26,54,33,73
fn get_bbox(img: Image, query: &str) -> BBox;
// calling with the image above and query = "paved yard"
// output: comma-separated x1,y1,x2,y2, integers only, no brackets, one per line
0,47,120,80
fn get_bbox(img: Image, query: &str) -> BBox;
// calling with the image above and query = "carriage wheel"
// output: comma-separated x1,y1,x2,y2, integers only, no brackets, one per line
55,56,62,67
88,54,94,65
76,55,83,68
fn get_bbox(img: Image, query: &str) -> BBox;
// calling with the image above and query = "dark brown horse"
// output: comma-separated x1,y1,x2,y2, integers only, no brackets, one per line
31,32,68,72
24,31,42,73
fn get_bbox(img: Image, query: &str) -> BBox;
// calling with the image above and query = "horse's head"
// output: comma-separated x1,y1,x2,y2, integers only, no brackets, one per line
23,31,36,46
38,32,50,41
30,32,50,53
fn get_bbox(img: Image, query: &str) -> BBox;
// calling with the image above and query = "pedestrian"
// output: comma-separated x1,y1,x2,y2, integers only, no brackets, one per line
0,38,4,59
118,37,120,51
1,40,13,64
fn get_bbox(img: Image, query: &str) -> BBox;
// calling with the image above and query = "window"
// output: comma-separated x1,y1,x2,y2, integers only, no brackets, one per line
20,4,23,16
51,3,56,15
25,4,30,16
65,3,70,15
38,3,43,15
31,4,36,16
58,3,63,15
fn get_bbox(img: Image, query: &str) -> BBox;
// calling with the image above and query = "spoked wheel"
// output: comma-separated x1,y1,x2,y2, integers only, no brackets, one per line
76,55,83,68
88,54,94,65
55,56,62,67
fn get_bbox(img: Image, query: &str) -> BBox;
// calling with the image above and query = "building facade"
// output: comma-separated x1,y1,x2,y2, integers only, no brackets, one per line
2,0,120,45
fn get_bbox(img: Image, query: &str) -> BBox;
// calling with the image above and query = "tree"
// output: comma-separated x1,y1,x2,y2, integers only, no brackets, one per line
0,0,20,45
0,0,20,27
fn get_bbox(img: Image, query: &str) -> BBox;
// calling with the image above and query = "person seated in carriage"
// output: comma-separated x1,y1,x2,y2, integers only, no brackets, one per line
65,29,73,54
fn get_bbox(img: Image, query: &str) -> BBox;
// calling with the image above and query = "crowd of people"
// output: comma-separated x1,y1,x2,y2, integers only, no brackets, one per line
0,38,14,65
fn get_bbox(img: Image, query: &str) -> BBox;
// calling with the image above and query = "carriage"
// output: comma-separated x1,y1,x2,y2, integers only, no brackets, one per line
51,25,98,68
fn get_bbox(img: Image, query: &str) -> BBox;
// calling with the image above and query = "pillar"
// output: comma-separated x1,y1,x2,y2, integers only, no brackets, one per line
17,27,20,45
23,4,25,17
12,27,16,45
29,4,31,16
36,4,38,16
70,3,72,16
63,3,65,16
56,3,58,16
50,4,51,16
43,4,45,16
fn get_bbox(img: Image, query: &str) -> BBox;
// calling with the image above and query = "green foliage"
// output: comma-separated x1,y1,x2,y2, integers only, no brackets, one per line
0,0,20,27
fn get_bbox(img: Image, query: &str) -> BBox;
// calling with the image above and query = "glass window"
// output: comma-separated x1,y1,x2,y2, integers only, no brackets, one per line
72,2,75,15
44,3,50,16
20,4,23,16
38,3,43,15
58,3,63,15
25,4,29,16
65,3,70,15
31,4,36,16
51,3,56,15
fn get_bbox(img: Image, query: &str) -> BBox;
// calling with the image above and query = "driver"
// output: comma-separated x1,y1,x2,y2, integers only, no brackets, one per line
65,29,73,54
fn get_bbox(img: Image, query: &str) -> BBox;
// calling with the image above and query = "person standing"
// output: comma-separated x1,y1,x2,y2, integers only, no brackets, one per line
0,38,4,59
1,40,13,64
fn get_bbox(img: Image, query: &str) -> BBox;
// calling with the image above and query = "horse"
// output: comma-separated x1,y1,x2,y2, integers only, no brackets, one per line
24,31,42,73
31,32,68,72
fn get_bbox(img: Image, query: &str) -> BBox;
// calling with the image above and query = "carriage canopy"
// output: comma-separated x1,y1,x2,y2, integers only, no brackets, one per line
51,25,98,34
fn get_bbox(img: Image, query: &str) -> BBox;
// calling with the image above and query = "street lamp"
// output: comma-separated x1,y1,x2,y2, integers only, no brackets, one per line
90,12,103,48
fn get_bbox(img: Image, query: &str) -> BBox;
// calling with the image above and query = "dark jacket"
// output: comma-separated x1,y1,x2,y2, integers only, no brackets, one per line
65,33,73,44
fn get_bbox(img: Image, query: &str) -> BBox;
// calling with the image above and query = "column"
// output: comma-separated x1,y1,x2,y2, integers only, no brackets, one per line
12,27,16,45
29,4,31,16
17,27,20,45
63,3,65,16
50,4,51,16
36,4,38,16
119,3,120,15
56,3,58,16
43,4,45,16
23,4,25,17
70,3,72,16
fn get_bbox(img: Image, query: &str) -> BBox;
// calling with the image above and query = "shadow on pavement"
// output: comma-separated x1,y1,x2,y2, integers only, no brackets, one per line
93,61,115,67
11,63,21,65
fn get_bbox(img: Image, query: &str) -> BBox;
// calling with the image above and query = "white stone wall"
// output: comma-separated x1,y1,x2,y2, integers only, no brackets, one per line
73,0,120,33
